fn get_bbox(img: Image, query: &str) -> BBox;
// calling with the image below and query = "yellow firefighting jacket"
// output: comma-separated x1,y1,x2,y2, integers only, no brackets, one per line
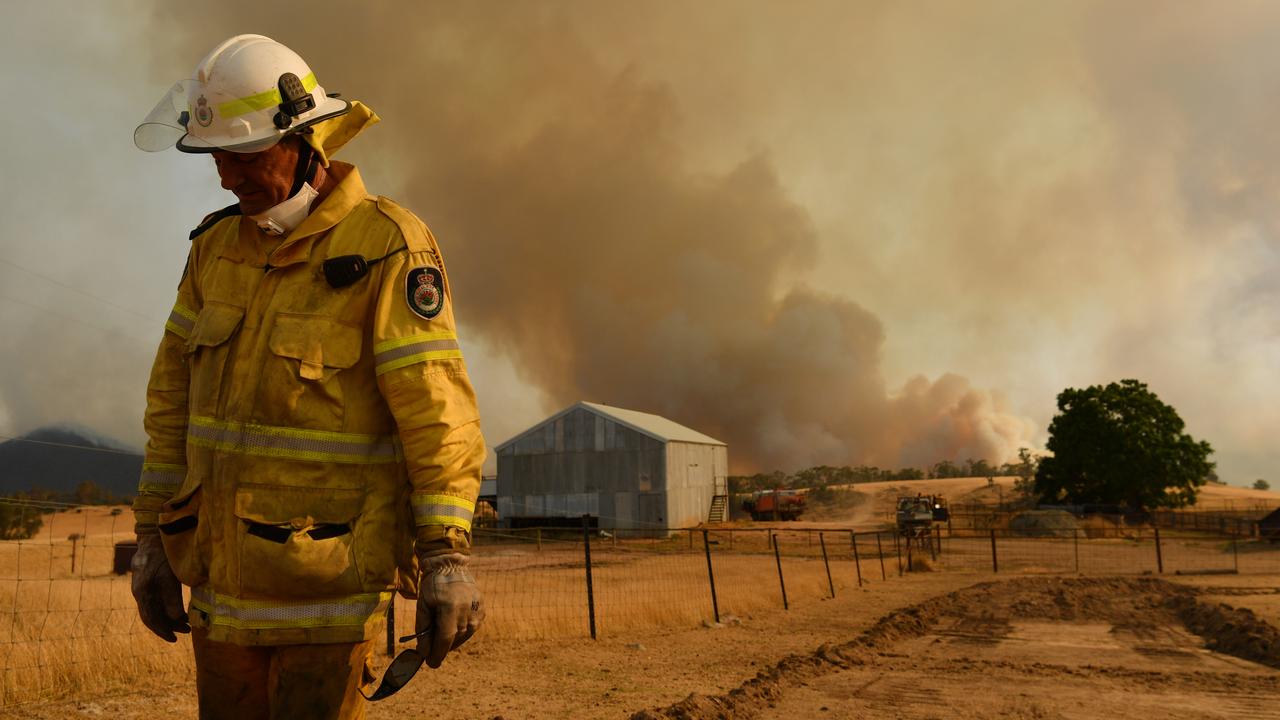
131,162,484,645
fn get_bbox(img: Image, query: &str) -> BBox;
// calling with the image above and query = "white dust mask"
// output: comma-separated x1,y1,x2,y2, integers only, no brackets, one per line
249,182,319,236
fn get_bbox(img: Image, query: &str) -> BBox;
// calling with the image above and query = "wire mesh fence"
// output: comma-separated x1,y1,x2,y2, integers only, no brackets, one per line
0,500,192,708
6,501,1280,710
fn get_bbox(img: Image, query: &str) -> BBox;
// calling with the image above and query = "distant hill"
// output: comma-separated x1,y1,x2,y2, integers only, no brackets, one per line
0,425,142,500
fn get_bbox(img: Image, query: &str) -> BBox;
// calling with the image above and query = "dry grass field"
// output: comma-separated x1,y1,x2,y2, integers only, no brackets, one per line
3,501,1279,718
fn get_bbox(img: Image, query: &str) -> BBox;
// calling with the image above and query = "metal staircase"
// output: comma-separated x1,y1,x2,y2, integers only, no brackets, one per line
707,494,728,524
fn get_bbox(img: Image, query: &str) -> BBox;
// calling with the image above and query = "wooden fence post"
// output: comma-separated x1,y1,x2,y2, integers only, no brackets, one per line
990,529,999,574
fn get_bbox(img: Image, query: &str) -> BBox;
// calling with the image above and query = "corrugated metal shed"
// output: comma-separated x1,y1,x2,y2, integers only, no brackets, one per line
494,402,725,452
495,402,728,531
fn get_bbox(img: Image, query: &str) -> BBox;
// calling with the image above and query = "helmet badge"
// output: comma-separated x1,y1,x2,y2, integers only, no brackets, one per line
194,95,214,128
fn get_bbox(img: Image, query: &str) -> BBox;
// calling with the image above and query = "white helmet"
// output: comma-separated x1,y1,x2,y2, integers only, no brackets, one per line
135,34,349,153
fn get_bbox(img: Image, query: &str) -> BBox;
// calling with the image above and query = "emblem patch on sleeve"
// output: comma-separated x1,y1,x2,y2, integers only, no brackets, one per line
406,267,445,320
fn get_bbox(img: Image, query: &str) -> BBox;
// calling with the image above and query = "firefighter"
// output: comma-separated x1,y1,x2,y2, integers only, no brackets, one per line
129,34,485,719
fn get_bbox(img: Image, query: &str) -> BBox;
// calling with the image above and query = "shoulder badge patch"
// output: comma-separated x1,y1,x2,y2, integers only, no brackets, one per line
406,266,445,320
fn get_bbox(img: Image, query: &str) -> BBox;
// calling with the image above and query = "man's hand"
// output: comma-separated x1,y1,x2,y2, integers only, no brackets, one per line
415,553,484,668
130,533,190,642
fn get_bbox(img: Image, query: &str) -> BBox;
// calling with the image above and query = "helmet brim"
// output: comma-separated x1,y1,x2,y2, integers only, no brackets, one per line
176,96,351,154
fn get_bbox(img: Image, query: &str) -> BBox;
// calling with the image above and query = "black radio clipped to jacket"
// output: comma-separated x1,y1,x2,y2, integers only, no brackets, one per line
322,246,407,288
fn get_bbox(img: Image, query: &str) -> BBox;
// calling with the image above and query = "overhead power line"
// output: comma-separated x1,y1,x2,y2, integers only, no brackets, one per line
0,293,153,345
0,257,156,322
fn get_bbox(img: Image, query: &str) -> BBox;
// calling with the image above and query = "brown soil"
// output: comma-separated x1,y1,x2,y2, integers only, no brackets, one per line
632,577,1280,720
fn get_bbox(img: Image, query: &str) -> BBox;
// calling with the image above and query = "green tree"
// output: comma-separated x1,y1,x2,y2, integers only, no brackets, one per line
1007,447,1041,500
1034,379,1214,511
1254,479,1271,491
74,480,100,505
930,460,963,479
964,458,995,477
0,498,46,540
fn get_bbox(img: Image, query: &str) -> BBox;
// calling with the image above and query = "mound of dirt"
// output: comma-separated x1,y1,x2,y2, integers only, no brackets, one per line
629,577,1280,720
1174,596,1280,668
1008,509,1079,537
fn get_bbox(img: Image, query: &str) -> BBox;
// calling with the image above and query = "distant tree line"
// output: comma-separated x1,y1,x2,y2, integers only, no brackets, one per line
729,451,1039,494
15,480,129,506
1,480,129,540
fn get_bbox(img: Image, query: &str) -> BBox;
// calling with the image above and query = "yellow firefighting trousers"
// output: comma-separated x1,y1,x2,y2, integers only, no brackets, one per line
192,627,376,720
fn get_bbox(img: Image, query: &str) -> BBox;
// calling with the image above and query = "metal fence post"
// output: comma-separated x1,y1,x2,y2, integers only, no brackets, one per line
536,527,542,552
385,600,395,657
1154,526,1164,574
702,529,720,623
772,533,789,610
1073,528,1080,574
875,532,887,580
1233,535,1239,574
582,514,597,639
906,535,913,573
990,529,999,573
820,532,835,598
933,526,941,562
851,531,863,587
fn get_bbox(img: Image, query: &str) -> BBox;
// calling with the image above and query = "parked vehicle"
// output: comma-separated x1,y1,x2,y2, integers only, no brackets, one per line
742,489,805,521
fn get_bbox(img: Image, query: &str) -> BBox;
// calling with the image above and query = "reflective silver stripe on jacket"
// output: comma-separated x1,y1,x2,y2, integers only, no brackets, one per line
165,304,197,339
189,586,391,630
138,463,186,494
411,494,475,531
187,416,402,464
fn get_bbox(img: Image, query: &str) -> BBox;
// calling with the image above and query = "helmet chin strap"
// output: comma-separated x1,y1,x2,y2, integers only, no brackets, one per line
251,140,320,236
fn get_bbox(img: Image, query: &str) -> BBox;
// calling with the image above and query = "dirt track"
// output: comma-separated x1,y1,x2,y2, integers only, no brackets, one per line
632,577,1280,719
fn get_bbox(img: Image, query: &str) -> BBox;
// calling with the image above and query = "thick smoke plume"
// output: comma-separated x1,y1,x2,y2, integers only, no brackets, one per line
138,3,1034,472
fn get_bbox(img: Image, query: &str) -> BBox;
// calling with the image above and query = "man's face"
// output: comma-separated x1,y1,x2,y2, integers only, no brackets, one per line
211,138,301,215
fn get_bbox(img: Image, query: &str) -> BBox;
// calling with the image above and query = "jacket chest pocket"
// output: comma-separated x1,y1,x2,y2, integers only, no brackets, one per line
185,302,245,416
258,313,363,429
234,484,365,599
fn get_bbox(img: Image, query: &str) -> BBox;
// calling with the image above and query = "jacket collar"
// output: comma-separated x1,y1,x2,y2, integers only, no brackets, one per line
265,162,370,268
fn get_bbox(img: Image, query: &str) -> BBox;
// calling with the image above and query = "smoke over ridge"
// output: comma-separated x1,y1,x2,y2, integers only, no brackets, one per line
135,4,1036,472
22,2,1280,483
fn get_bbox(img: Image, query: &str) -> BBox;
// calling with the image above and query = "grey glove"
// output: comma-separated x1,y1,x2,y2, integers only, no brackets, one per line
130,533,189,642
416,553,484,668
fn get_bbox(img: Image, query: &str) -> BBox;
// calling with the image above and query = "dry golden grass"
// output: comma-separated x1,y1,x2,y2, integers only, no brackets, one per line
5,509,1280,710
817,476,1280,526
0,507,190,706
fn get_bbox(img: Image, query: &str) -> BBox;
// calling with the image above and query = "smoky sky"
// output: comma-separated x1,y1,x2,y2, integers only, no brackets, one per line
1,2,1276,480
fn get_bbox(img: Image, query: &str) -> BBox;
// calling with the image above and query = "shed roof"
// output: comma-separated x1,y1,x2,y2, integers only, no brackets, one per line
495,401,726,451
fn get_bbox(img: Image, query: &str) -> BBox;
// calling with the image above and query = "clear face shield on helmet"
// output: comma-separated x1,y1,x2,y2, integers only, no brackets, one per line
133,80,195,152
133,79,289,154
